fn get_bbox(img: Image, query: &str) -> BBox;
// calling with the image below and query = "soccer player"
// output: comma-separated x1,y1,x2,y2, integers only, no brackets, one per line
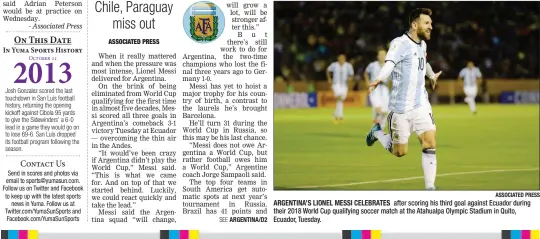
326,54,354,123
365,8,442,190
365,49,390,130
458,61,482,114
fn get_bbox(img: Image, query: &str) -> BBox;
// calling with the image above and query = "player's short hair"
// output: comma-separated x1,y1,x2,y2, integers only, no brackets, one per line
409,8,432,26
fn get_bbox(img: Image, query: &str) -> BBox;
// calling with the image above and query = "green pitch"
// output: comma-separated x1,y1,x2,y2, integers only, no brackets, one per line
274,104,539,190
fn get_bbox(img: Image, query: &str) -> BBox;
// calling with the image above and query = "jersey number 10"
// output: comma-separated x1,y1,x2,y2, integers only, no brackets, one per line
418,57,424,71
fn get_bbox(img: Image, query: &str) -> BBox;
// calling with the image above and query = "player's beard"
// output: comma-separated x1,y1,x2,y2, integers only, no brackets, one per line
418,28,431,41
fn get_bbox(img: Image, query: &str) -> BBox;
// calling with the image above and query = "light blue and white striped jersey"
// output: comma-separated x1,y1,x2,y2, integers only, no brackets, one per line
327,62,354,86
459,67,482,87
386,34,428,113
365,61,383,82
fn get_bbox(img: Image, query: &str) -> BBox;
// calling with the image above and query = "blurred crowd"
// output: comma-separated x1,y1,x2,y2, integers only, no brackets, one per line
274,1,540,82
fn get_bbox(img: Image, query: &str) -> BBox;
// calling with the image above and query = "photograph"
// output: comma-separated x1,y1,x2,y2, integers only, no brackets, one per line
273,1,540,190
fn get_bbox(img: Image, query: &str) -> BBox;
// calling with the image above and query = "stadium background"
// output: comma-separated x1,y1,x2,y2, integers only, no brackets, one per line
273,1,540,190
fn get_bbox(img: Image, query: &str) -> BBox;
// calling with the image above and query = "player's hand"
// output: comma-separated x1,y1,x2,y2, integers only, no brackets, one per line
431,71,442,90
368,79,381,93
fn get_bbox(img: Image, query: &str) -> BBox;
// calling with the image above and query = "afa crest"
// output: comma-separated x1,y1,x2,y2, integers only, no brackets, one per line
183,1,225,43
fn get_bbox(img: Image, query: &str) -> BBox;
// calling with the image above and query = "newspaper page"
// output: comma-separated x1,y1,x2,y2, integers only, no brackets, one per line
0,0,539,239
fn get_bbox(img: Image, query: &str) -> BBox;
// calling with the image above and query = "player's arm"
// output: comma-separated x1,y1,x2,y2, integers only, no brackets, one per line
457,69,465,87
368,61,395,92
326,63,334,84
363,64,371,87
426,63,435,79
368,41,403,91
426,63,442,89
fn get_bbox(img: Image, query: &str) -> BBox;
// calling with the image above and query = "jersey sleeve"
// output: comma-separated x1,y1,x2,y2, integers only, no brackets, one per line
476,68,482,78
378,61,396,83
327,62,335,72
365,63,372,74
458,68,465,78
385,40,406,64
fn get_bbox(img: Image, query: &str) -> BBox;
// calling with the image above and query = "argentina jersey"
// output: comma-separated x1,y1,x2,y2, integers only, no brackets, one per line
459,67,482,87
385,34,428,113
328,62,354,86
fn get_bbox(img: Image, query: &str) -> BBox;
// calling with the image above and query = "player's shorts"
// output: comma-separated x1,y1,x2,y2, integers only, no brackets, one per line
369,85,390,112
387,105,436,145
464,86,478,98
332,84,348,99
